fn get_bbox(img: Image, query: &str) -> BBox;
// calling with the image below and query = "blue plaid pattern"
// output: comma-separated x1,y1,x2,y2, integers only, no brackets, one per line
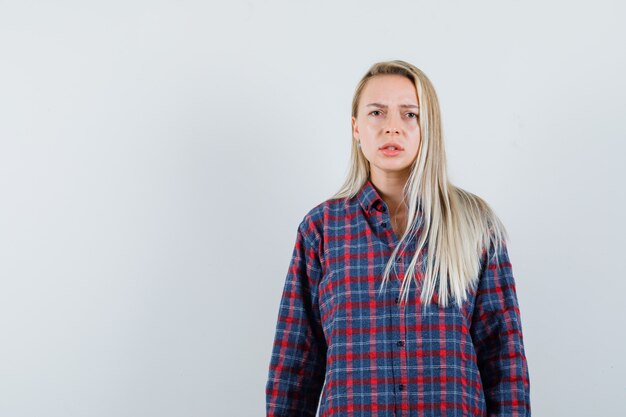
266,179,531,416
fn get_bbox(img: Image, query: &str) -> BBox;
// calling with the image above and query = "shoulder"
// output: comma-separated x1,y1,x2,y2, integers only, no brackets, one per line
296,193,354,248
453,185,506,228
451,185,510,258
451,185,494,219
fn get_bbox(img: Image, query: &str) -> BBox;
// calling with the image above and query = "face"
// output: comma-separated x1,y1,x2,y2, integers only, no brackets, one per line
352,74,421,179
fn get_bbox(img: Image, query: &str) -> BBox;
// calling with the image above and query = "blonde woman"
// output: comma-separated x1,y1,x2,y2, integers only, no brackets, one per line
266,60,531,416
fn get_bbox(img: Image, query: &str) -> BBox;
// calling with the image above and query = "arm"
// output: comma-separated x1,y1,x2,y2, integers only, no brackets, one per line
470,239,531,416
266,219,327,417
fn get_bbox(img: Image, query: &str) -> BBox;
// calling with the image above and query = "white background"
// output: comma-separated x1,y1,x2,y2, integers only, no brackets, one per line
1,1,625,416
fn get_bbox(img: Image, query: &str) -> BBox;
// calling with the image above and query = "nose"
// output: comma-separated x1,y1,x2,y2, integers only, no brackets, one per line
385,126,400,135
384,112,401,135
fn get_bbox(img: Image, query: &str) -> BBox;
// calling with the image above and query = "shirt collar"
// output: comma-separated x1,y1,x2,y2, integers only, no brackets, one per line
357,178,385,214
357,178,424,216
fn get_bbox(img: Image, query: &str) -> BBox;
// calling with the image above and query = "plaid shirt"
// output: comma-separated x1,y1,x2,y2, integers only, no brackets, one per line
266,179,531,416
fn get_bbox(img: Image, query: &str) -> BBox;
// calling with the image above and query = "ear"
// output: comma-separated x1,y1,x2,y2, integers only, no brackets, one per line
351,116,359,139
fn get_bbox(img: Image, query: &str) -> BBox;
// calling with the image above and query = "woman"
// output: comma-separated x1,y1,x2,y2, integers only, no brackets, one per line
266,60,531,416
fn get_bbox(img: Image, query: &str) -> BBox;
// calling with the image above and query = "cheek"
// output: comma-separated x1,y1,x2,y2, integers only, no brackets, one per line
409,127,421,141
363,122,379,132
410,138,422,158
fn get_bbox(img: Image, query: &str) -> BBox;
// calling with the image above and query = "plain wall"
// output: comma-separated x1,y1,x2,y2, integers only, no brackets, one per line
1,0,625,416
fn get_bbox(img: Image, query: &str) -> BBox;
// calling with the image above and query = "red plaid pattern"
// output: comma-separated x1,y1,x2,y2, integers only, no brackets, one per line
266,179,531,416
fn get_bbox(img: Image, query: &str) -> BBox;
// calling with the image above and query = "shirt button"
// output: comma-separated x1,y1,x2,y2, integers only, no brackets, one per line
398,384,405,391
397,340,405,347
381,222,387,228
395,297,399,304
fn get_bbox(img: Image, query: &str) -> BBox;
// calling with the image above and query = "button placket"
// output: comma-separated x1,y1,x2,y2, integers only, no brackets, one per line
381,204,401,247
386,272,406,409
371,201,397,246
392,261,410,409
380,203,388,228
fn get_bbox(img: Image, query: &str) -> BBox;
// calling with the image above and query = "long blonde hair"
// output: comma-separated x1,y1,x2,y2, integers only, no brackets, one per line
331,60,508,308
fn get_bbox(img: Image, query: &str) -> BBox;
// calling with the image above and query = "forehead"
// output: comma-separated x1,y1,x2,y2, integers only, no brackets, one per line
360,74,418,103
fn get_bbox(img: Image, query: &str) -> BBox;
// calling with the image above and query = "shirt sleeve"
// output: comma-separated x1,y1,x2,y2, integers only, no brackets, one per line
266,219,327,417
470,239,531,417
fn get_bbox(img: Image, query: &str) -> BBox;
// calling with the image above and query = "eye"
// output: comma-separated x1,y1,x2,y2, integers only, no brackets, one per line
369,110,382,116
406,112,418,119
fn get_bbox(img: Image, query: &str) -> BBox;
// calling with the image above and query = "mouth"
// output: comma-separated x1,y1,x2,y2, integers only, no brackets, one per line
379,142,404,151
378,142,404,156
379,142,404,157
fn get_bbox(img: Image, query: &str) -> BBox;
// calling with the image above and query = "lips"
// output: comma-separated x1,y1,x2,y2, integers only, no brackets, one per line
379,142,404,150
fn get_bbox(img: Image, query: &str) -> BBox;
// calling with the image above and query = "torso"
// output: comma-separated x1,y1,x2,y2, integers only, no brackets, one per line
299,183,483,416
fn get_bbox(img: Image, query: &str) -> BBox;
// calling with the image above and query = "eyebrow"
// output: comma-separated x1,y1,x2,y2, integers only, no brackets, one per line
366,103,419,109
